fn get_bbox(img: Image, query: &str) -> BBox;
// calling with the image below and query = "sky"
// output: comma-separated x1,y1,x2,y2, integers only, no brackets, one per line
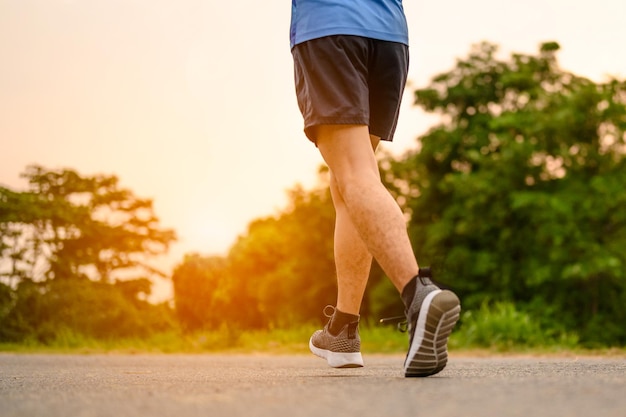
1,0,625,299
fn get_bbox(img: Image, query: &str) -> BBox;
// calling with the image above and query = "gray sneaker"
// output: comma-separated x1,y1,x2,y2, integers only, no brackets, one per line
309,306,364,368
404,268,461,377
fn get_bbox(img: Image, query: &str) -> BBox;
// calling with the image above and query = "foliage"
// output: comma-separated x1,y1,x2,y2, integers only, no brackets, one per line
4,40,626,349
0,277,175,343
1,165,176,284
0,165,176,342
228,183,338,326
171,167,393,332
172,180,341,330
171,254,234,331
383,41,626,345
452,301,579,350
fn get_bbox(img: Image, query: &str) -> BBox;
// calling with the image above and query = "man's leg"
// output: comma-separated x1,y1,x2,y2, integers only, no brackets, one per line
331,170,373,316
317,124,461,377
308,124,414,368
317,124,418,292
311,123,461,375
329,135,381,316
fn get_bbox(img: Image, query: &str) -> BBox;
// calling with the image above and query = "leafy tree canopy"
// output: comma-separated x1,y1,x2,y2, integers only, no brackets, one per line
0,165,177,342
0,165,176,285
172,179,341,330
383,41,626,345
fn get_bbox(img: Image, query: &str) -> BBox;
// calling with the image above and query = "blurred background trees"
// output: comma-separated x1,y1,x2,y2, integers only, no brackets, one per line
0,165,176,342
1,41,625,347
382,41,626,345
172,182,343,331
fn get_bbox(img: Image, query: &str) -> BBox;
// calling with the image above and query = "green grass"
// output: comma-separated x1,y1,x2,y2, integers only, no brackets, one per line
2,325,624,357
2,303,624,356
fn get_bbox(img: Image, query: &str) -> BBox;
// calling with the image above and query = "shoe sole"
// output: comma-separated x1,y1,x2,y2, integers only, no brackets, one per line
309,338,364,368
404,289,461,377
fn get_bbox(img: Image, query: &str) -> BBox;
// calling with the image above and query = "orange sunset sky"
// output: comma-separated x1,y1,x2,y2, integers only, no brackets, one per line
2,0,625,300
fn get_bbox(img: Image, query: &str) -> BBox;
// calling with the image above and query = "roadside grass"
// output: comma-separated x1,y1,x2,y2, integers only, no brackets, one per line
1,325,624,357
2,302,623,356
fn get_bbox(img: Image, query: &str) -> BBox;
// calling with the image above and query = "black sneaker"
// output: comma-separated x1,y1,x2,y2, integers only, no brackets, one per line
309,306,364,368
404,268,461,377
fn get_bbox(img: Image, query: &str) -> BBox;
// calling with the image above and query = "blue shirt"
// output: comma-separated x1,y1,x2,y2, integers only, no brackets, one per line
290,0,409,48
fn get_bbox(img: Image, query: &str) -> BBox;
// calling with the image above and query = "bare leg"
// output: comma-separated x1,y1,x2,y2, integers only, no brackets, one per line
330,148,374,316
317,124,418,298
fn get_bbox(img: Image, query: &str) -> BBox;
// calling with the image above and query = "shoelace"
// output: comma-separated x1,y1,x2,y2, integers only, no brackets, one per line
379,315,408,332
379,267,434,333
322,305,336,318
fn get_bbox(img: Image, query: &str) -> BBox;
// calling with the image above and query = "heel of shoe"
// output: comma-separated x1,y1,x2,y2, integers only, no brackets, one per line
327,351,364,368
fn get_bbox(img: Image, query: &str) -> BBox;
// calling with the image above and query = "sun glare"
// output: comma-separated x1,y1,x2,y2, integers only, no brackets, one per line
179,217,235,256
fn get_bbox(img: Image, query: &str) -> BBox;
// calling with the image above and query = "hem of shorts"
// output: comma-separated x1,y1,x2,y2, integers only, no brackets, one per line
304,119,366,144
305,118,369,131
304,119,396,143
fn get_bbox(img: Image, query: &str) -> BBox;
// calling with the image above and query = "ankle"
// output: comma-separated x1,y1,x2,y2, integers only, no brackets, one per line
401,267,433,309
329,308,360,335
401,276,418,309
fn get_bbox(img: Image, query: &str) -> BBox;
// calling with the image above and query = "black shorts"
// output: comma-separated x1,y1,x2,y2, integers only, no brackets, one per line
292,35,409,143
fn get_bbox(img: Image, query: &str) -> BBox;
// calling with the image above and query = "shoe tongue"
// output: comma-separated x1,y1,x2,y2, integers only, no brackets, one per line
418,266,432,285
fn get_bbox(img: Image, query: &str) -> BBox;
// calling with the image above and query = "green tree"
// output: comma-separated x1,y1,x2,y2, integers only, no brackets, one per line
171,179,351,330
1,165,176,284
171,254,233,331
0,165,177,342
0,277,175,342
228,183,338,326
384,42,626,345
0,188,44,286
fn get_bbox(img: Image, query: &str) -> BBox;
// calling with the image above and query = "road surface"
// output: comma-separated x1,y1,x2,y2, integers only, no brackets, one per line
1,353,624,416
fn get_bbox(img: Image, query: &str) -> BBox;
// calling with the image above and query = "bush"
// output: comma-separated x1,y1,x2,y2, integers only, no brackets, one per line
453,301,579,350
0,278,176,343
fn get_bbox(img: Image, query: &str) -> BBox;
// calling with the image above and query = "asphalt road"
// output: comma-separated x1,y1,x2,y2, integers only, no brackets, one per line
1,353,625,417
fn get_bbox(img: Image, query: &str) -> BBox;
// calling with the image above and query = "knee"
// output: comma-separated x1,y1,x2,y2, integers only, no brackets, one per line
331,168,381,204
329,174,347,208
